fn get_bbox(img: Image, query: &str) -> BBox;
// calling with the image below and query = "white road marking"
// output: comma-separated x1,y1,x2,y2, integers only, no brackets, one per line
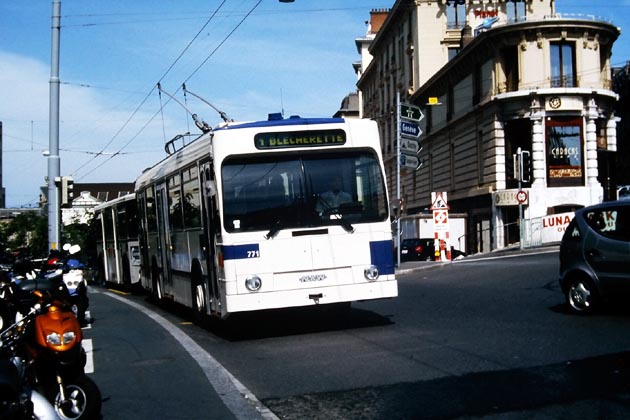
102,291,278,420
82,338,94,374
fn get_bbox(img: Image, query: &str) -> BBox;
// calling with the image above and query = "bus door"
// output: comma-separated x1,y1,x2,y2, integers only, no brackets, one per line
200,162,221,314
155,183,172,289
136,191,151,288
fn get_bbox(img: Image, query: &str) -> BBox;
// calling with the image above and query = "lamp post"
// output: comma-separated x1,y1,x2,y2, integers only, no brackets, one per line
48,0,61,251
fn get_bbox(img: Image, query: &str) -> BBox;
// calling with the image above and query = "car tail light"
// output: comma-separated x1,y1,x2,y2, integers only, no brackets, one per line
415,246,423,253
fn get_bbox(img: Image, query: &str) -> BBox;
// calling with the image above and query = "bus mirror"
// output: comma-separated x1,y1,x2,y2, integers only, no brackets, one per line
205,180,217,197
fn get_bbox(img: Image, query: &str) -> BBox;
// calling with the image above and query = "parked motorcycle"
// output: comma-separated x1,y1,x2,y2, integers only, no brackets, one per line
40,245,89,327
1,302,62,420
0,282,101,420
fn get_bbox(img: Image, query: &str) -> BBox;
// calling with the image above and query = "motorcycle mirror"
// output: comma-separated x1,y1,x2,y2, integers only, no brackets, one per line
68,244,81,255
63,243,71,251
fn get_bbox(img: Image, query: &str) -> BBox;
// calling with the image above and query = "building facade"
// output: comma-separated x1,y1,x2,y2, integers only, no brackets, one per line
356,0,621,253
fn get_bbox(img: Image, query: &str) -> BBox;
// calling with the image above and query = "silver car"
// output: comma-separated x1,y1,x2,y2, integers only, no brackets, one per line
559,200,630,314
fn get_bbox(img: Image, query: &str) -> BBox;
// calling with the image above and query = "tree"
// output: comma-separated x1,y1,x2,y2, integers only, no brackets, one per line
0,212,48,258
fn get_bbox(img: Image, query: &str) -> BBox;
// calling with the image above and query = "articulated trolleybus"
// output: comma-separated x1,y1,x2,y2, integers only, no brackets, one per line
93,192,141,286
135,115,397,319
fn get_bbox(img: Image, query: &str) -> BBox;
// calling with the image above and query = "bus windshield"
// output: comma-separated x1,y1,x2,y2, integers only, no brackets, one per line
221,149,388,234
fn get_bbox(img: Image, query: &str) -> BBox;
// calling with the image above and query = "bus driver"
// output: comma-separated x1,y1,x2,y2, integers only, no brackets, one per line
317,176,352,214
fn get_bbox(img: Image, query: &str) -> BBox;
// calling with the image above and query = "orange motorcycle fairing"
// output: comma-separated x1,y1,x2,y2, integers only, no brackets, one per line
33,304,83,352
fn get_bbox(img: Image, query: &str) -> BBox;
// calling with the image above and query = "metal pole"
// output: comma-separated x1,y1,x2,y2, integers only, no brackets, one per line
517,147,524,251
396,92,401,267
48,0,61,251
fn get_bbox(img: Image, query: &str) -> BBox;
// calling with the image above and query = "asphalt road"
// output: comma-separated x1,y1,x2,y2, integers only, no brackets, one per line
86,249,630,419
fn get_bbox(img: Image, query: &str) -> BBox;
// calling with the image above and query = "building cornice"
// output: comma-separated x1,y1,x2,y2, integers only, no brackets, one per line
411,16,620,103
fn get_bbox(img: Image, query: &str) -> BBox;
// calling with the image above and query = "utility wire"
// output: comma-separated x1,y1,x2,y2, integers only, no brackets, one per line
77,0,264,181
70,1,228,180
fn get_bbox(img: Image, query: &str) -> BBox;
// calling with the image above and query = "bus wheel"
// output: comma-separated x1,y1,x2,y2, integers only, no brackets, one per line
192,272,207,326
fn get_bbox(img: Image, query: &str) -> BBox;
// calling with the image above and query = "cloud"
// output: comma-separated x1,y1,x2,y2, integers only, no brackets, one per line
0,51,171,207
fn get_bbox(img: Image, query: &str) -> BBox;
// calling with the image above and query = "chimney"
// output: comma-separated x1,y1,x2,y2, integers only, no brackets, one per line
369,8,389,35
461,24,474,49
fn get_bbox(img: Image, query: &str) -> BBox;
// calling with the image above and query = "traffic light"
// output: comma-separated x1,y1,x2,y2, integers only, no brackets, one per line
520,150,532,183
60,176,74,208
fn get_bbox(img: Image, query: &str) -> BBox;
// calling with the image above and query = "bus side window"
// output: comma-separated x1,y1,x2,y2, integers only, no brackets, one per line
182,166,201,229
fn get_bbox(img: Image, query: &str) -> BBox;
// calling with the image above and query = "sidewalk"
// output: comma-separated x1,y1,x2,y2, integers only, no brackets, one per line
395,243,560,275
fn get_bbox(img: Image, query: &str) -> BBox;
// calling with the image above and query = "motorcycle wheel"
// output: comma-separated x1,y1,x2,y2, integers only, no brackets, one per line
53,374,102,420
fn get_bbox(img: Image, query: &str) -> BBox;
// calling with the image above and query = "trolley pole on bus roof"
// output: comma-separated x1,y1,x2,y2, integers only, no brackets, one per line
47,0,61,251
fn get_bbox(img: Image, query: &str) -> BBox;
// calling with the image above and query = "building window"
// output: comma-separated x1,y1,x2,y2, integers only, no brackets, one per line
550,42,576,88
448,47,460,61
596,119,608,150
446,0,466,29
506,0,527,21
450,143,456,190
447,85,454,121
477,130,484,185
546,117,584,187
472,66,481,105
504,119,532,189
501,46,519,92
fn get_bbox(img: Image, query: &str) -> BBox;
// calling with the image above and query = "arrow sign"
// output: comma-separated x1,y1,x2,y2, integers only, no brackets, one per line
400,153,423,170
401,138,422,154
400,121,422,138
400,103,424,121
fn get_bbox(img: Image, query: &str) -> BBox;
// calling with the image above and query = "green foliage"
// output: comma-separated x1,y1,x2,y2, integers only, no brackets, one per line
63,214,100,266
0,211,100,265
0,212,48,258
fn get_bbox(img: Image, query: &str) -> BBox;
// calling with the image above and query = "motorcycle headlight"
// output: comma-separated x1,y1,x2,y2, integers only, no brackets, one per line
46,331,76,346
62,331,76,344
46,332,61,346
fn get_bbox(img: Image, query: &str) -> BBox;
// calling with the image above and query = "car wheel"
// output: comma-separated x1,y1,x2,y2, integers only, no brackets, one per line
566,278,598,314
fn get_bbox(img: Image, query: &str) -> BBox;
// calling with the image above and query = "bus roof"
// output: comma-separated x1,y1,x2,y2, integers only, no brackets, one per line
214,116,345,131
93,192,136,212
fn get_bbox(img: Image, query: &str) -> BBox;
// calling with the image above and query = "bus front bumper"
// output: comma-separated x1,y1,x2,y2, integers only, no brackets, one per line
224,279,398,313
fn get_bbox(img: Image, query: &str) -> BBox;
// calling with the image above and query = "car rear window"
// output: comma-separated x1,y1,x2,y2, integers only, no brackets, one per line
583,206,630,241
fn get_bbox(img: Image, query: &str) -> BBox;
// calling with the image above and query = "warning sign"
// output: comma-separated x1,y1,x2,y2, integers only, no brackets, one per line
431,192,452,261
430,191,450,210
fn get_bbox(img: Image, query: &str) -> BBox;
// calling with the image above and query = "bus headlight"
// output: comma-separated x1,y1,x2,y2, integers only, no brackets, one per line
364,265,379,281
245,275,262,292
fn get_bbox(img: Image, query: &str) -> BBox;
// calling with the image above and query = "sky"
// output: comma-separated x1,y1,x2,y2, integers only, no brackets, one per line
1,0,630,208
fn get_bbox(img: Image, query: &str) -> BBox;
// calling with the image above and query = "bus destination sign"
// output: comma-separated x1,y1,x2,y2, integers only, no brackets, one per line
255,129,346,150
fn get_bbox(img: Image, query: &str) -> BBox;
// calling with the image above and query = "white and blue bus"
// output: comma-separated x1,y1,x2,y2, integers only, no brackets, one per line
135,115,396,320
93,193,141,286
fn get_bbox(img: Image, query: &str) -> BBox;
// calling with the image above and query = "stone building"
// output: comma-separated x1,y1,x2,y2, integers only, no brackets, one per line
356,0,621,252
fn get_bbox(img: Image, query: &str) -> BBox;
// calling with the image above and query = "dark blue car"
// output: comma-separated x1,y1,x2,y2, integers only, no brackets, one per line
559,200,630,314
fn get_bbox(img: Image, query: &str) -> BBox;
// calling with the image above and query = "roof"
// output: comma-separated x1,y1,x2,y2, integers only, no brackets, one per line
73,182,135,203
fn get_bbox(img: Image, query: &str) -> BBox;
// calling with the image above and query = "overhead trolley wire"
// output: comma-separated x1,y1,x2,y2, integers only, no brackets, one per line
74,0,263,181
70,0,229,180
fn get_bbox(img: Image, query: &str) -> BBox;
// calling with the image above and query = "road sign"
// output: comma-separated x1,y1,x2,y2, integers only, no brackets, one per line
401,138,422,154
400,103,424,121
400,121,422,138
400,153,423,170
430,191,450,210
516,190,528,204
433,209,449,225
